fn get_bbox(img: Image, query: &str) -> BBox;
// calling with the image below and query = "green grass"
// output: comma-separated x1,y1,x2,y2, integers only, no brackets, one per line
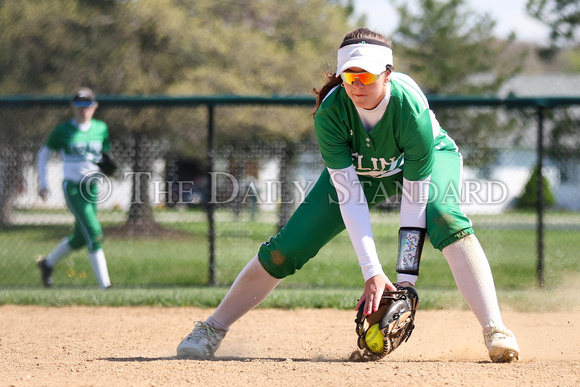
1,208,579,309
0,286,574,312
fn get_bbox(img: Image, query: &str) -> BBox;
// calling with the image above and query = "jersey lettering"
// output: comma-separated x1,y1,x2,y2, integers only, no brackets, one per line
352,153,371,171
352,152,404,178
370,156,396,170
65,141,103,161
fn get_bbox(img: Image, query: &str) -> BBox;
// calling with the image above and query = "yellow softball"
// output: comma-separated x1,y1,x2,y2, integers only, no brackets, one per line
364,323,384,354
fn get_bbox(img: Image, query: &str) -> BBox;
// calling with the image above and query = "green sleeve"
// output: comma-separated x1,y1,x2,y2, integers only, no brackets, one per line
45,125,63,151
314,110,353,170
102,123,111,153
400,109,434,181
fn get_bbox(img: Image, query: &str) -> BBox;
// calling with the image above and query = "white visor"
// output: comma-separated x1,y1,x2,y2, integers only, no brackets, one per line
337,43,393,75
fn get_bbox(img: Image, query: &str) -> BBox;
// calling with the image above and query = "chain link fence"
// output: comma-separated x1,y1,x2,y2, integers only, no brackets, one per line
1,96,579,289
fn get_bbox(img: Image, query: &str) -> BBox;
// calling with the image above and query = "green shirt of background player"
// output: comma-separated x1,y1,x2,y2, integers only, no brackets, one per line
176,28,519,363
36,87,112,289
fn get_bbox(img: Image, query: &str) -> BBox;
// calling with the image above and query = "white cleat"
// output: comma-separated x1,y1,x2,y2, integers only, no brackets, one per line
484,320,520,363
177,321,227,359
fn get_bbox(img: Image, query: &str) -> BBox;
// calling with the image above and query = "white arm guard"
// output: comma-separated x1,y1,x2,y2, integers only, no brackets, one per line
397,177,430,285
328,166,384,281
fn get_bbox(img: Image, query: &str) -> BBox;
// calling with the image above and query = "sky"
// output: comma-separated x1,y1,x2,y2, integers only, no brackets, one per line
353,0,551,44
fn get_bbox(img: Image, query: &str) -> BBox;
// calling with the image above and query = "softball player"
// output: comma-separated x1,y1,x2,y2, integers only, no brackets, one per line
36,87,112,289
177,28,519,362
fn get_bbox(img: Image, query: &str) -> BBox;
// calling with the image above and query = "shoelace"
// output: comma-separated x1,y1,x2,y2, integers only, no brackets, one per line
484,320,512,342
485,328,509,341
186,321,217,342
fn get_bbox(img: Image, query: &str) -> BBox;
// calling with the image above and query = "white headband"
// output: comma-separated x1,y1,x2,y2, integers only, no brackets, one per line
336,43,393,75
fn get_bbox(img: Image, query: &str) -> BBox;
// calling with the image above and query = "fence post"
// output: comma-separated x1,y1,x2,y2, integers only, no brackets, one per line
207,105,217,286
536,106,545,288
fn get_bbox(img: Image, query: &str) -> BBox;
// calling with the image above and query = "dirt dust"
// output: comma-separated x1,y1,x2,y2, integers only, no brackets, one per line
1,305,578,386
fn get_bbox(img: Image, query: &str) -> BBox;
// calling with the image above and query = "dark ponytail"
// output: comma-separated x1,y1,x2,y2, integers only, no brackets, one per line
312,73,342,116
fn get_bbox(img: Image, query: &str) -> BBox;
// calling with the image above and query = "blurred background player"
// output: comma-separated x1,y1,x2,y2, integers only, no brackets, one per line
177,28,519,363
36,87,112,289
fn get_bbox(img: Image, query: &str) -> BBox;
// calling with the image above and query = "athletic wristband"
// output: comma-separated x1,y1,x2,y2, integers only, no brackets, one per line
396,227,426,276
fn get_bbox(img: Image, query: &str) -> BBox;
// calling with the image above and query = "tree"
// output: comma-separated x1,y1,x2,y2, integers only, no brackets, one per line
390,0,523,170
545,109,580,183
392,0,520,94
527,0,580,58
526,1,580,186
516,166,555,209
0,0,354,227
0,109,61,227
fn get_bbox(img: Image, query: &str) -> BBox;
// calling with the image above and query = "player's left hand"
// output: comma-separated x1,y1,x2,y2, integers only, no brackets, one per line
38,188,49,201
356,274,397,315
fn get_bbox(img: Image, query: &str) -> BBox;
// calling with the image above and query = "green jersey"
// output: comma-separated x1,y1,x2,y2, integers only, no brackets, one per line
314,72,454,182
45,119,110,183
258,72,474,281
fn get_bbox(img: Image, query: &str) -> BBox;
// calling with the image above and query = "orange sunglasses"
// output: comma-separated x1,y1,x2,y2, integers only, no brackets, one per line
340,71,381,85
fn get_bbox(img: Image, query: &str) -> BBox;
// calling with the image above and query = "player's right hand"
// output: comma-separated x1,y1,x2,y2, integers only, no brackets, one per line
38,188,49,201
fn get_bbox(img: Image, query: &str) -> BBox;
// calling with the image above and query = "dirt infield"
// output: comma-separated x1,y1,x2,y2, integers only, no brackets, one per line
1,305,578,386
